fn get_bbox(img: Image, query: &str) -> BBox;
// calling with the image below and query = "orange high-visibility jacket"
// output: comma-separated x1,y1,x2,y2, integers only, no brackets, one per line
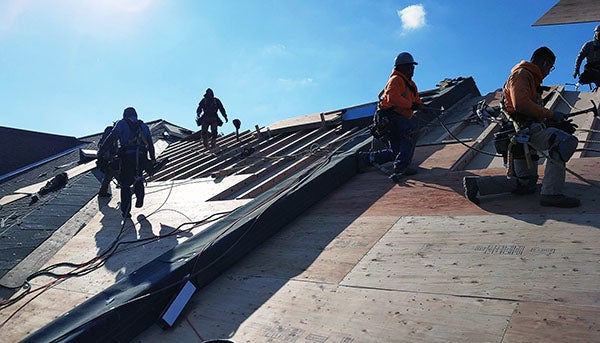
378,69,423,119
503,61,553,121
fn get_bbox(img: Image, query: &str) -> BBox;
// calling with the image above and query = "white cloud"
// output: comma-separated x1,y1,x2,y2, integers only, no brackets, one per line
277,77,314,91
397,4,426,30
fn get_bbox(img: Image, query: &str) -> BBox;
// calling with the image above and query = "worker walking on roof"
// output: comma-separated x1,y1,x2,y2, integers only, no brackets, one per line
573,25,600,90
97,121,119,198
464,47,580,208
196,88,228,150
99,107,156,219
358,52,423,179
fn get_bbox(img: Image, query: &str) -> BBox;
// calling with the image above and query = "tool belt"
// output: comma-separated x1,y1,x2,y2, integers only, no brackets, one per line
504,112,543,175
97,154,121,174
493,120,539,161
370,108,394,140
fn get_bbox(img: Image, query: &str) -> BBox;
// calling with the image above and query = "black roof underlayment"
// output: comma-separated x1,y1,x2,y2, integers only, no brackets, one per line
23,131,372,342
0,171,103,294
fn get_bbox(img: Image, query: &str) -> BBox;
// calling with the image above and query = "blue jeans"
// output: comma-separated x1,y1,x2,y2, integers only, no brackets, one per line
369,114,416,173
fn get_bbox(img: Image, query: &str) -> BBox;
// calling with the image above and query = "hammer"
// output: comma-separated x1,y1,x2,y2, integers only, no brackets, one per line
420,105,445,113
567,100,599,118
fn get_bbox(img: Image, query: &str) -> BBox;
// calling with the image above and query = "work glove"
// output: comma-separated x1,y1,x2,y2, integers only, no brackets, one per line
548,118,578,135
573,70,579,79
552,111,568,122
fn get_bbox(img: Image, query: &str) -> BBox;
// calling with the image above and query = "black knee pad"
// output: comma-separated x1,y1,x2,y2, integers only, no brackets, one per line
549,131,578,162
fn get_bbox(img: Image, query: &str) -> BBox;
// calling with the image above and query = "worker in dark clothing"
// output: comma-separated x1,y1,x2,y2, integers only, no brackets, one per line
573,25,600,89
97,122,119,197
196,88,228,150
99,107,156,219
464,47,580,208
358,52,423,179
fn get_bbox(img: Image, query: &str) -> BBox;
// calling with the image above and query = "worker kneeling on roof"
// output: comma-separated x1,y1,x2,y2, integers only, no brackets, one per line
99,107,156,219
358,51,423,179
464,47,580,208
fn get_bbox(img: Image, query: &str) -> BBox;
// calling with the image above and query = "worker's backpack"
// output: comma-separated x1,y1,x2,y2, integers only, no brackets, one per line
97,124,118,173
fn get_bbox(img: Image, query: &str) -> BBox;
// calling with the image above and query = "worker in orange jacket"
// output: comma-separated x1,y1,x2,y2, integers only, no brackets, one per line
359,52,423,179
464,47,580,208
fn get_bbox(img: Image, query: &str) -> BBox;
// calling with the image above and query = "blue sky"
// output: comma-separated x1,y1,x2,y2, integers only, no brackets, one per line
1,0,598,138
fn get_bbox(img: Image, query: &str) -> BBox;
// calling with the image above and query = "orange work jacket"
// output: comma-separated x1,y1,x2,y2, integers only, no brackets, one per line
378,69,423,119
503,61,553,122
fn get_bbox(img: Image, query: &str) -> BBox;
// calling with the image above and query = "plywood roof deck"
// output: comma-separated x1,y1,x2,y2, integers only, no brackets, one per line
2,82,599,342
135,157,600,342
134,90,600,342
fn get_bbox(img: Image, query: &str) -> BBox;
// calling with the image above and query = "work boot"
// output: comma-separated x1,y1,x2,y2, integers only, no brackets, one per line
398,166,417,176
463,176,480,204
540,194,581,208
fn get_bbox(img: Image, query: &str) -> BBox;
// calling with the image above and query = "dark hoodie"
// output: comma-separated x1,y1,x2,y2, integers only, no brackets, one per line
196,88,227,121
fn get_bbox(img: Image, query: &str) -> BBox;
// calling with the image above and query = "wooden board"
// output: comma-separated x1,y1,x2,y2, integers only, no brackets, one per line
504,302,600,342
138,277,516,343
0,193,27,206
229,214,400,284
341,214,600,307
0,287,91,342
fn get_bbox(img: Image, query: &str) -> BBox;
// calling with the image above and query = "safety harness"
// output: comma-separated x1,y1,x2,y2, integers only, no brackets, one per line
123,119,151,187
497,64,551,178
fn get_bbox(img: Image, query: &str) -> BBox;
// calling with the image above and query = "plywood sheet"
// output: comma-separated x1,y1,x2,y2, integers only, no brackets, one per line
32,178,252,291
504,302,600,342
230,215,400,284
0,287,90,342
0,178,251,341
138,277,516,343
342,214,600,307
